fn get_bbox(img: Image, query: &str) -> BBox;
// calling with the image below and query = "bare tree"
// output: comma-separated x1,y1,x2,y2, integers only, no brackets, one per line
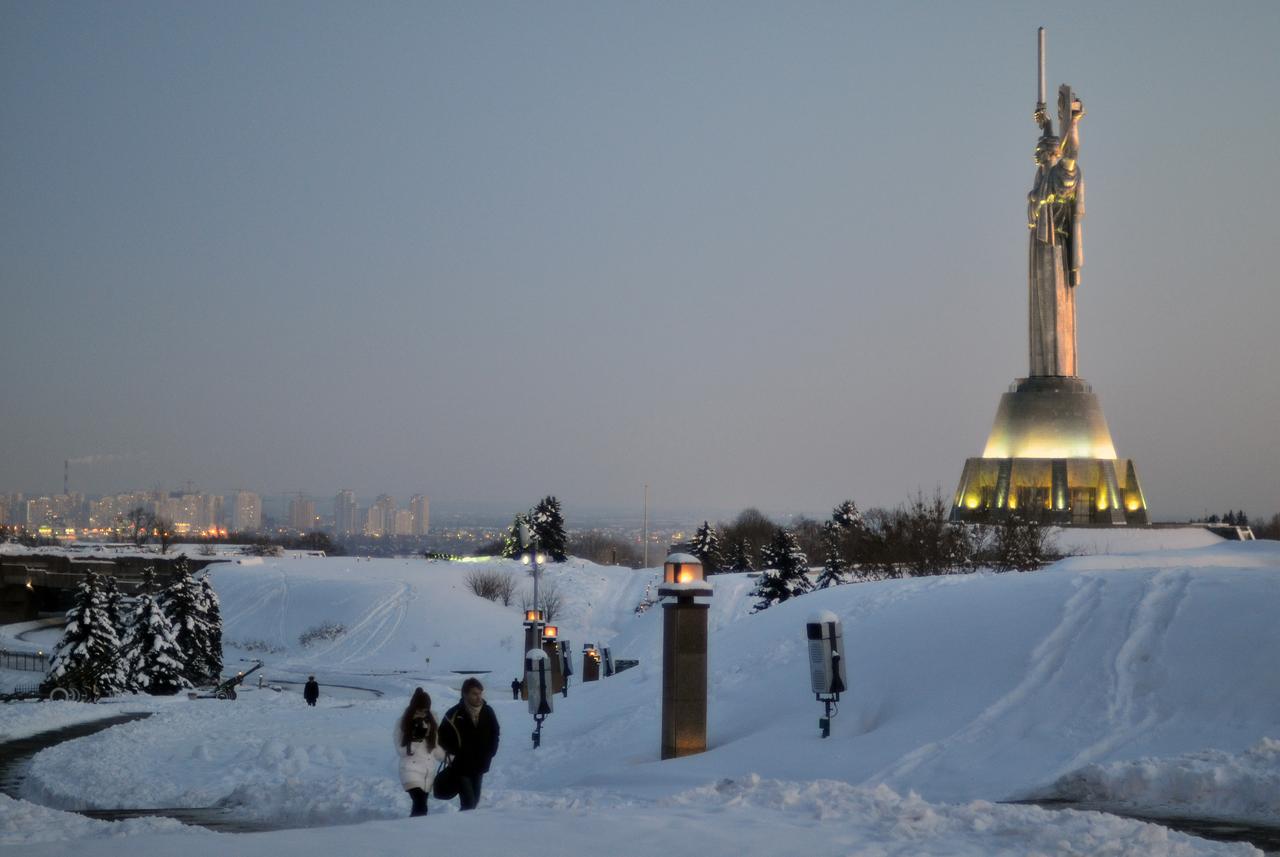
465,569,519,604
520,578,564,624
124,507,154,547
154,517,176,554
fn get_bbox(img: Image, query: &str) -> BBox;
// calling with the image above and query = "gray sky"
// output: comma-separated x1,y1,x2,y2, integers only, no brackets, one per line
2,1,1277,522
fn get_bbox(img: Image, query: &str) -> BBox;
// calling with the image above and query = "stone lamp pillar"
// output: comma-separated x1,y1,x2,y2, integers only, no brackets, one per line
541,624,564,694
520,609,543,701
581,642,601,682
659,553,712,760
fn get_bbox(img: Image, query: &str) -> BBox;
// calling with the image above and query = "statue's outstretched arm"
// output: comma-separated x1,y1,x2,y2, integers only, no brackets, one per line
1059,98,1084,168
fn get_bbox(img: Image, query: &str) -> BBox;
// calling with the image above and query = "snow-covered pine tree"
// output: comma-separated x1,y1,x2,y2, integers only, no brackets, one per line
100,574,131,642
124,592,190,695
44,571,128,697
689,521,723,573
160,558,208,684
729,540,754,572
832,500,863,532
752,528,812,611
197,575,224,680
815,521,845,589
530,496,567,562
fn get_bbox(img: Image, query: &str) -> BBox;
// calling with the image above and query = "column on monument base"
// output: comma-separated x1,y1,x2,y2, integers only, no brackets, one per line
951,456,1146,526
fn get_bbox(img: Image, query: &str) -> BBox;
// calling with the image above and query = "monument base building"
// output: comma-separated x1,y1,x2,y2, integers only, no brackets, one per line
950,376,1147,526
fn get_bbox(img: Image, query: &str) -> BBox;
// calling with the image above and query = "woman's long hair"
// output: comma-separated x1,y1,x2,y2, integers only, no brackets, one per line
399,687,438,753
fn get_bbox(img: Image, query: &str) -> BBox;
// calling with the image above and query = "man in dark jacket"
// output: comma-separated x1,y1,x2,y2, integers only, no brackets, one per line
303,676,319,706
439,677,500,810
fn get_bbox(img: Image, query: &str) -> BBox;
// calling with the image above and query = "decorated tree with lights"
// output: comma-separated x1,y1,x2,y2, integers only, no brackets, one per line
689,521,724,573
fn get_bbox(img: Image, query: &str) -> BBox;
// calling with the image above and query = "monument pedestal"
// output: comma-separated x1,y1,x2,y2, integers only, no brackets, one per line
951,376,1147,526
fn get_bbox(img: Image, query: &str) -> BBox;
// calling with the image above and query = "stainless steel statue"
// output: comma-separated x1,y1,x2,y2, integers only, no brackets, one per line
1028,28,1085,378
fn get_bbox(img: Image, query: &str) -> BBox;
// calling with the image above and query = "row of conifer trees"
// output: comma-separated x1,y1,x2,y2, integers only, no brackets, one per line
44,558,223,697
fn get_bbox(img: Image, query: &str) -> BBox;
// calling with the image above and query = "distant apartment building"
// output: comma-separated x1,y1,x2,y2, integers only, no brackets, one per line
410,494,429,536
25,493,84,531
157,493,222,535
390,509,413,536
364,494,397,537
289,494,317,533
333,490,358,537
88,492,158,531
233,491,262,532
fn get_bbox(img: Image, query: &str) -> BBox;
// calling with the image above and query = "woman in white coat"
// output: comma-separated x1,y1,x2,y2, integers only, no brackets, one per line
395,687,445,816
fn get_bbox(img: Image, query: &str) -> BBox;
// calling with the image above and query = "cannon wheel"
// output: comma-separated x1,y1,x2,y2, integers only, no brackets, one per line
47,686,71,701
215,688,237,700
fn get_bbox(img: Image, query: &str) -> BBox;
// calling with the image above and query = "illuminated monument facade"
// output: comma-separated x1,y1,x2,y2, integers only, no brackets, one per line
951,29,1148,526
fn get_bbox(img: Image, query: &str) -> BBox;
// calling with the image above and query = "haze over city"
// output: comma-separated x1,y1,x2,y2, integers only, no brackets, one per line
3,2,1277,522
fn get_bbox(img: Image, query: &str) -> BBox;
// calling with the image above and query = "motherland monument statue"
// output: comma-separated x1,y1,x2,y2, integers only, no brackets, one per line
950,29,1148,527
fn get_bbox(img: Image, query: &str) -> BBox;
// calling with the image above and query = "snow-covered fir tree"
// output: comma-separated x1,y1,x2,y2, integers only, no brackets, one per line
100,574,131,642
729,540,754,572
197,575,224,680
530,496,568,562
832,500,863,532
44,571,128,697
689,521,723,573
124,592,190,694
160,558,212,684
815,521,846,589
752,528,812,611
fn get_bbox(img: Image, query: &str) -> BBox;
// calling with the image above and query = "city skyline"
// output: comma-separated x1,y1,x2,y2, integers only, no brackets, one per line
2,3,1277,522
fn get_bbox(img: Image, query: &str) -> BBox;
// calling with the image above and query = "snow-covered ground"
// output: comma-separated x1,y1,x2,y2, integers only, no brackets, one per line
2,531,1277,855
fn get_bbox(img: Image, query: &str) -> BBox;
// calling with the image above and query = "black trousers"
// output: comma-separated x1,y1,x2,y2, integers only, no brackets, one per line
408,787,429,817
457,773,484,811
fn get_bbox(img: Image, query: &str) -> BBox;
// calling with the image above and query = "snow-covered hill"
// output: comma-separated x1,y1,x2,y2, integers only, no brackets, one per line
3,534,1278,855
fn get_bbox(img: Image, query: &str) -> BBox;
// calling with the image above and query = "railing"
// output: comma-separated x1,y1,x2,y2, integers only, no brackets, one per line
0,648,50,672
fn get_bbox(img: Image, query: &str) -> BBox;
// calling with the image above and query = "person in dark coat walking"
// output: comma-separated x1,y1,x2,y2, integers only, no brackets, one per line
510,678,521,700
439,677,500,810
303,676,319,706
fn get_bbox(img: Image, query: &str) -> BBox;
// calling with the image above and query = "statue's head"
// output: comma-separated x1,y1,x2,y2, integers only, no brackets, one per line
1034,135,1061,166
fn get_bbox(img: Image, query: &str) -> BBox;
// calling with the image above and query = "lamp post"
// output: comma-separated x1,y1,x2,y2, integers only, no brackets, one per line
541,624,564,695
520,521,540,616
581,642,601,682
658,553,712,760
520,608,544,701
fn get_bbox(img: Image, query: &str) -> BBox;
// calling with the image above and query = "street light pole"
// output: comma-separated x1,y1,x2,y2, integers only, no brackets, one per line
520,521,539,616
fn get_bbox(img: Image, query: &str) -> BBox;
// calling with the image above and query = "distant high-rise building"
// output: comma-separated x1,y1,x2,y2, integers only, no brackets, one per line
233,491,262,533
334,490,358,537
410,494,429,536
364,494,396,537
289,494,317,533
392,509,414,537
